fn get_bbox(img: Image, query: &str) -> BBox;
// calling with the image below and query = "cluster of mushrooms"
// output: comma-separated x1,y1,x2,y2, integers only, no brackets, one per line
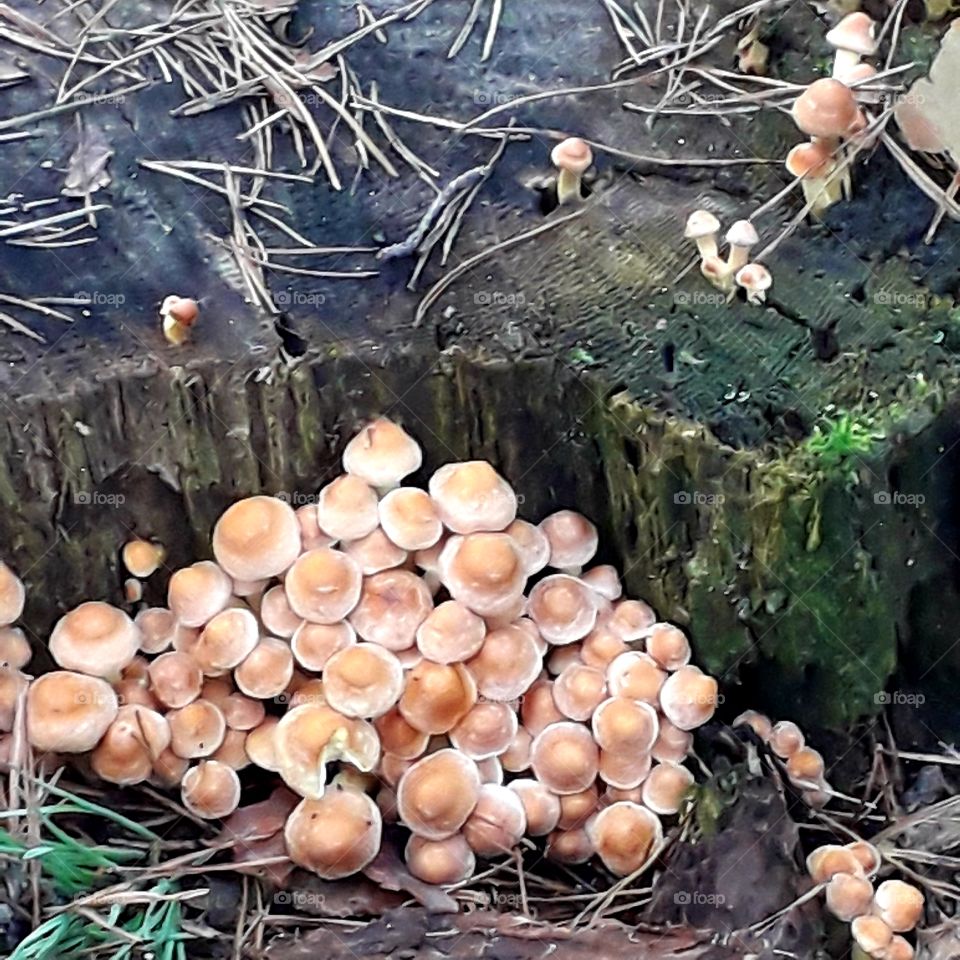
807,840,924,960
683,211,771,304
787,12,879,216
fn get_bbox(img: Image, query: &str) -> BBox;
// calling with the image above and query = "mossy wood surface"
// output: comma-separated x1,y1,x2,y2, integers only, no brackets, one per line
1,0,959,733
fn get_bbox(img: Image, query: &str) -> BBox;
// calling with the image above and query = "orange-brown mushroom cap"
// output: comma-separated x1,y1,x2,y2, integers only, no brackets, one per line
438,533,527,618
342,418,422,491
212,495,301,581
428,461,517,534
658,665,718,731
0,563,24,627
91,704,170,785
792,78,859,139
317,474,380,542
465,624,541,702
527,574,598,645
181,760,242,819
587,801,663,877
322,643,404,718
530,721,600,795
415,600,486,664
405,833,476,885
463,783,527,856
379,487,443,551
26,670,118,753
540,510,598,571
49,602,140,678
167,561,233,628
398,659,477,734
348,569,433,651
285,548,363,624
396,748,482,840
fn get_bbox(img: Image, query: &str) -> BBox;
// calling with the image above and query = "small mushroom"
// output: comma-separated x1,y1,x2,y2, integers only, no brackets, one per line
852,916,894,956
212,495,301,581
792,78,860,143
438,533,526,618
378,487,443,550
806,844,865,883
181,760,242,818
317,474,380,542
684,209,722,260
322,643,404,718
167,561,233,628
580,564,622,601
160,296,198,346
463,783,527,856
0,628,30,670
587,801,662,877
348,569,433,651
556,783,599,830
769,719,804,758
644,623,692,672
398,660,477,733
530,721,600,795
91,704,170,785
725,220,759,272
826,872,875,921
733,709,773,741
592,696,659,753
374,707,430,760
405,834,476,885
234,637,295,699
825,13,877,81
396,748,482,840
193,607,260,675
167,699,226,758
641,761,695,815
148,651,203,709
291,620,356,672
547,827,595,864
259,585,304,639
520,678,565,735
551,137,593,205
429,461,517,534
505,519,551,575
658,665,718,731
553,662,607,721
285,547,363,624
245,716,280,771
508,779,561,836
539,510,599,573
342,418,422,494
527,574,598,645
700,254,735,293
415,600,486,664
26,670,118,752
49,601,140,679
122,540,165,579
736,263,773,305
450,700,518,759
874,880,924,933
464,624,541,702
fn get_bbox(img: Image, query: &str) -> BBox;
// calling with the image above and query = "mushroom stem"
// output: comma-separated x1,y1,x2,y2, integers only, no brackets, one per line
693,235,718,260
555,168,583,206
726,244,752,272
831,48,861,79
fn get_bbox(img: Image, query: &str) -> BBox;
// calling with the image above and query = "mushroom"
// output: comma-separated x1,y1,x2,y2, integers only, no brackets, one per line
539,510,598,573
785,140,842,217
658,665,718,731
501,726,533,773
505,519,551,575
152,748,190,787
551,137,593,205
587,801,663,877
825,13,877,81
547,827,595,864
322,643,404,718
826,872,875,921
847,839,881,876
291,620,356,672
580,565,622,601
220,692,266,730
684,209,722,260
90,704,170,785
553,662,607,721
884,937,916,960
464,624,541,701
295,505,333,553
49,602,140,679
160,296,198,346
769,720,804,758
603,598,656,641
342,418,422,493
317,474,380,542
245,716,280,772
527,574,598,644
450,701,518,759
234,637,295,699
193,607,260,675
520,678,565,735
508,779,561,836
212,495,301,581
26,671,118,752
580,627,628,670
530,721,600,795
641,761,695,815
557,784,599,830
700,255,735,294
874,880,924,932
396,748,482,839
651,717,694,764
428,461,517,534
736,263,773,305
438,533,527,618
122,540,165,579
806,844,865,883
405,834,476,885
167,561,233,628
786,745,826,789
606,651,666,705
284,547,363,624
592,697,659,754
341,527,409,575
463,783,527,856
259,585,303,639
398,660,477,733
348,569,433,651
374,707,430,760
792,78,860,144
0,666,27,732
167,699,226,758
148,651,203,709
733,709,773,741
0,628,30,670
725,220,760,272
852,916,894,957
181,759,242,819
212,727,251,770
379,487,443,551
415,600,486,664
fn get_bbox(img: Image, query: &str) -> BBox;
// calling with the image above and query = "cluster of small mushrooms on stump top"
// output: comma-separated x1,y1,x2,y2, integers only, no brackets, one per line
0,420,921,919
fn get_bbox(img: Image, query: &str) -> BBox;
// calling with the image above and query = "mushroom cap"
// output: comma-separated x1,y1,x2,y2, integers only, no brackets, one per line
602,598,656,641
463,783,527,856
465,624,541,701
733,709,773,741
527,574,598,644
379,487,443,551
275,702,379,798
725,219,759,249
135,607,186,655
806,844,865,883
285,548,363,624
598,747,653,790
592,696,659,753
641,761,695,815
826,872,875,921
509,779,561,835
785,141,835,179
553,662,608,721
530,721,600,795
557,783,599,830
291,620,356,672
91,704,170,785
580,627,628,670
769,720,804,758
397,748,482,839
342,418,422,490
852,916,894,955
49,602,140,678
506,519,551,575
404,834,476,885
322,643,404,718
415,600,486,664
684,209,722,240
581,565,622,601
211,726,253,769
551,137,593,174
450,700,518,759
163,296,199,326
846,839,881,876
736,263,773,293
374,707,430,760
658,665,718,731
152,747,190,787
122,540,165,578
167,699,226,758
786,745,825,786
520,678,565,735
148,651,203,709
0,627,30,670
181,760,242,819
792,78,859,138
348,569,433,651
547,827,595,863
645,623,691,671
194,607,260,674
212,495,301,581
220,692,267,730
825,12,877,56
235,637,295,699
539,510,598,570
398,660,477,733
651,717,693,764
606,651,666,705
245,716,281,771
295,504,333,553
285,786,382,878
885,936,916,960
259,586,303,639
341,527,409,575
317,474,380,542
26,671,118,752
0,563,25,627
588,801,663,876
874,880,924,932
438,533,526,617
167,561,233,628
428,461,517,534
501,726,533,772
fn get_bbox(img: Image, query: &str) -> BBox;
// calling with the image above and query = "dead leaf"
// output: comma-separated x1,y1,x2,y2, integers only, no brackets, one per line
62,124,113,198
